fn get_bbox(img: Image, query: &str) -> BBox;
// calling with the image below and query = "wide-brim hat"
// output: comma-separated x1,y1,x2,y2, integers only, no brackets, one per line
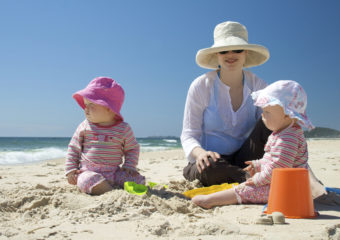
196,21,270,69
73,77,125,121
251,80,314,131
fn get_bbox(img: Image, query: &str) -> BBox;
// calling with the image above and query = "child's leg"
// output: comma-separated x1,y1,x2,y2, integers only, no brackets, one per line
235,184,270,204
91,180,113,195
113,168,145,188
77,170,112,195
192,188,238,209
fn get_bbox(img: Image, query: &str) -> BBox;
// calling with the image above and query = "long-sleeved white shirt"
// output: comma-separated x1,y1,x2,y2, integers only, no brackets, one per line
181,70,267,163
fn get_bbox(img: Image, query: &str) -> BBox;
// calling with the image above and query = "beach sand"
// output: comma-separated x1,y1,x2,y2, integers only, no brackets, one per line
0,139,339,240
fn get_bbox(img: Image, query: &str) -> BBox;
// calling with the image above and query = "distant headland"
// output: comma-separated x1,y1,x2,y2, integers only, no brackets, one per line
304,127,340,138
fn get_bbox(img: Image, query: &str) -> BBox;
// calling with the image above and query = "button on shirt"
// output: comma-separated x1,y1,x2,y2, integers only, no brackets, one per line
181,70,267,163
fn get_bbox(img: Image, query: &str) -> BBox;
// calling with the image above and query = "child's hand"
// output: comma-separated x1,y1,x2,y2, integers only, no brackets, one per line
245,177,255,186
243,161,255,177
66,170,80,185
121,167,138,177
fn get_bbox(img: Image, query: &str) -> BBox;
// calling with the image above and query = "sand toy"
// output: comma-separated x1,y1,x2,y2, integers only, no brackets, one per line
124,181,148,195
183,182,238,199
266,168,317,218
148,181,168,189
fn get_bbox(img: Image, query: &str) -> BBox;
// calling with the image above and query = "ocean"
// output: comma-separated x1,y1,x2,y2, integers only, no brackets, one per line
0,137,181,165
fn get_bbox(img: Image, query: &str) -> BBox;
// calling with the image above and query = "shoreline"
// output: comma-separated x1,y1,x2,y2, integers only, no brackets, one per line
1,137,339,167
0,147,183,167
0,140,339,239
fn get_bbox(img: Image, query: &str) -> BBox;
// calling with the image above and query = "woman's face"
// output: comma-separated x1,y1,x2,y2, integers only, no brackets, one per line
216,50,247,71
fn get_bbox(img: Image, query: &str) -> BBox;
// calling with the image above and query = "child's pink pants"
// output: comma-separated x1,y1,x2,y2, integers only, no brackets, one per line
234,183,270,203
76,162,145,194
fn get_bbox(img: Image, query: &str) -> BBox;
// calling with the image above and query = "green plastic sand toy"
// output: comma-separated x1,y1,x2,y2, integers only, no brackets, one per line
124,181,148,195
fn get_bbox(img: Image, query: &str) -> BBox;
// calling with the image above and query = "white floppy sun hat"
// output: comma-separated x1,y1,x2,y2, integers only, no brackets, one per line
196,21,270,69
251,80,314,131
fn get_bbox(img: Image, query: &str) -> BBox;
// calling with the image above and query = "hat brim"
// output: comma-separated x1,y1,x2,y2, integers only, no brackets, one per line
196,44,270,69
251,91,314,131
73,91,124,121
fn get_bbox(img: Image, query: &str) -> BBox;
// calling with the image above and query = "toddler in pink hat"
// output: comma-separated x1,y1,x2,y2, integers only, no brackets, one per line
65,77,145,195
192,80,314,208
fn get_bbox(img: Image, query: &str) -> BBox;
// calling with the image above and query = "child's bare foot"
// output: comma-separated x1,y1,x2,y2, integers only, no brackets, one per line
192,195,213,209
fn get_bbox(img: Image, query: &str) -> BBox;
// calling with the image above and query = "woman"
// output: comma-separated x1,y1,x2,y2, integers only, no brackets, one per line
181,21,272,186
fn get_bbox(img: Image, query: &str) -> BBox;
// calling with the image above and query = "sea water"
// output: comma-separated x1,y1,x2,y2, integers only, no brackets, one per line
0,137,181,165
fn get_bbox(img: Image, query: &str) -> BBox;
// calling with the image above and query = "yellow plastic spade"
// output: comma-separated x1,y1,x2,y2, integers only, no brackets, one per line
183,182,239,199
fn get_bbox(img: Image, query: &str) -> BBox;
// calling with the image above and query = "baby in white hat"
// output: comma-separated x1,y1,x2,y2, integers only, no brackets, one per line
192,80,314,208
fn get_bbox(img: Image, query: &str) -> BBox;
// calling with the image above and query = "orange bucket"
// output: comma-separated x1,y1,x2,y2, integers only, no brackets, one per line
266,168,317,219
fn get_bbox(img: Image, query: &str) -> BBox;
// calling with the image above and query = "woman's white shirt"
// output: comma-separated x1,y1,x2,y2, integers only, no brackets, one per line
181,70,267,163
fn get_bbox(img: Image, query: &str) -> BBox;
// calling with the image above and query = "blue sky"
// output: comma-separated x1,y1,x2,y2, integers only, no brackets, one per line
1,0,339,137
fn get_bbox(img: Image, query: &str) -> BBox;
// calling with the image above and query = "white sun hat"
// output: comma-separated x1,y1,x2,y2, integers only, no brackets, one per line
251,80,314,131
196,21,270,69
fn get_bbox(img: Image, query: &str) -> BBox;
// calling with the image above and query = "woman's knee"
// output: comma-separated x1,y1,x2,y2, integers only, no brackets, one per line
201,160,246,186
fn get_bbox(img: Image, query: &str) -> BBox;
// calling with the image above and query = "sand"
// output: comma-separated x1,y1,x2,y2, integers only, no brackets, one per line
0,139,340,240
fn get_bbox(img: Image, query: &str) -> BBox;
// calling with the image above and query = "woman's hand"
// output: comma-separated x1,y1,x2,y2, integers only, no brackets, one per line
192,147,220,173
66,170,81,185
243,161,255,177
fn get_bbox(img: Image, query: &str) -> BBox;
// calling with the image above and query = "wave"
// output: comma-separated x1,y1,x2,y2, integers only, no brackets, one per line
0,146,180,164
0,147,67,165
140,146,176,152
162,139,178,143
139,143,152,146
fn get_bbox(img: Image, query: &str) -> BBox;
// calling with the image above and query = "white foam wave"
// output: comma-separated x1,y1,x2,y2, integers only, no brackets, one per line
0,148,67,165
0,145,179,164
140,146,173,152
162,139,177,143
139,143,152,146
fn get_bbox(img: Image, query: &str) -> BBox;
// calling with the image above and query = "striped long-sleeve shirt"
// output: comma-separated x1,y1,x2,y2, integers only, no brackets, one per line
252,123,308,186
65,120,140,175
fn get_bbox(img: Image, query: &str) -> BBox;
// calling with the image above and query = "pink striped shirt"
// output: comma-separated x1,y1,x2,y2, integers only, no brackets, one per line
252,123,308,186
65,120,140,175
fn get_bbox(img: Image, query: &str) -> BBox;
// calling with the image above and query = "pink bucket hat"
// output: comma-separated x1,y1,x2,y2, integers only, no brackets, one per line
251,80,314,130
73,77,125,121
